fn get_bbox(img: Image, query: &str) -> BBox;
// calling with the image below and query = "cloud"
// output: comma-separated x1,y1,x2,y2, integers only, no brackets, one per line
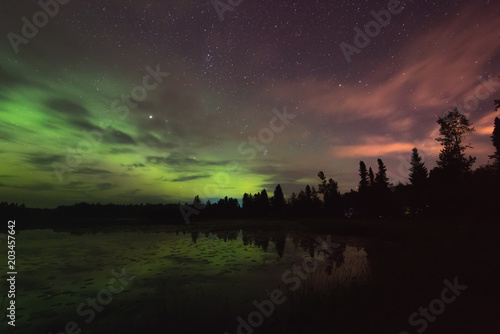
170,174,211,182
73,167,112,175
24,153,66,171
146,154,231,167
332,142,416,158
146,154,193,166
475,111,498,135
45,99,91,118
109,148,136,154
0,129,13,141
70,120,103,131
250,165,311,182
121,163,146,171
13,182,56,191
138,133,178,149
0,65,31,88
97,183,113,191
108,128,137,145
266,6,499,127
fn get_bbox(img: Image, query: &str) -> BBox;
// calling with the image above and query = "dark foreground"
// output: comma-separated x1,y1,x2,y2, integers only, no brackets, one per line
1,218,499,334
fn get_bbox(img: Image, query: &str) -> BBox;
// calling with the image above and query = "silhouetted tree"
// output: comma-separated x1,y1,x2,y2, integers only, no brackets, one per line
254,189,270,215
375,159,389,189
408,148,428,215
318,171,343,217
409,148,428,187
342,189,358,217
489,117,500,172
435,108,476,179
368,167,375,187
272,184,286,213
304,185,312,201
292,185,318,217
468,162,499,218
357,161,373,217
426,109,477,218
242,193,253,215
373,158,392,217
359,161,369,192
193,195,204,209
296,189,307,216
311,186,322,213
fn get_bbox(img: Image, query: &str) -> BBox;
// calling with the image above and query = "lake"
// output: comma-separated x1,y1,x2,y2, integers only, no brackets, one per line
5,224,372,334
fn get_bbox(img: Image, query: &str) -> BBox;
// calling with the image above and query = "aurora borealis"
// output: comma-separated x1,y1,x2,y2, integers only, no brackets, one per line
0,0,499,207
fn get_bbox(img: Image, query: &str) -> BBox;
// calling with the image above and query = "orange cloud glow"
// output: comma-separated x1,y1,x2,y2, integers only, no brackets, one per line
267,4,499,126
332,142,415,158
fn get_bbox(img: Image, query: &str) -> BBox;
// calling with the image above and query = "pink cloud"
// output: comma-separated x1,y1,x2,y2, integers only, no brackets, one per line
266,4,498,126
332,142,415,158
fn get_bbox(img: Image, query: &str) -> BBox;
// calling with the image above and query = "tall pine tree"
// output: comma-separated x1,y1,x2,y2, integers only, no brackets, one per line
375,159,389,189
272,184,286,212
409,148,428,187
373,158,391,217
368,167,375,187
359,161,369,191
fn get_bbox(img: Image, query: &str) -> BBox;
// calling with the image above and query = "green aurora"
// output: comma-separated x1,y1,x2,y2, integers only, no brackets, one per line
0,1,499,207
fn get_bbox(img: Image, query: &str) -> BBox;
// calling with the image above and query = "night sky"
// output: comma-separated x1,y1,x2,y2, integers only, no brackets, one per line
0,0,499,208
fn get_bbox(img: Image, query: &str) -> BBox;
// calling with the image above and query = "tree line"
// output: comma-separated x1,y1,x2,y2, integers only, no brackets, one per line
196,108,500,221
2,107,499,225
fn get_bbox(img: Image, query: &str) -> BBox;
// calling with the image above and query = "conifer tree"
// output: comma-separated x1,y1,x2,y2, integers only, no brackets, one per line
489,117,500,171
409,148,428,187
272,184,286,212
359,161,369,191
375,159,389,189
368,167,375,187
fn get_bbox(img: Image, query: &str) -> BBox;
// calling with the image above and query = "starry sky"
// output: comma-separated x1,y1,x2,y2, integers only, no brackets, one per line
0,0,499,208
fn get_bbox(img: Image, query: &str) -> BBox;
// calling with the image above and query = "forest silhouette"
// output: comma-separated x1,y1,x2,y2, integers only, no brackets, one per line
3,108,500,228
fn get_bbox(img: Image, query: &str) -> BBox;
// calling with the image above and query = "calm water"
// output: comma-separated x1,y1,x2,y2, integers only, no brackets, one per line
4,225,371,334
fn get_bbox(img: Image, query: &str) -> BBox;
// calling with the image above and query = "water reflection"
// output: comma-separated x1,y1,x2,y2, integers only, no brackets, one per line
12,226,370,334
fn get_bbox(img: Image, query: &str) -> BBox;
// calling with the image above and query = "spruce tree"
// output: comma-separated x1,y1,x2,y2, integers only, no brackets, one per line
409,148,428,187
260,189,270,212
359,161,369,191
272,184,286,211
368,167,375,187
375,159,389,189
